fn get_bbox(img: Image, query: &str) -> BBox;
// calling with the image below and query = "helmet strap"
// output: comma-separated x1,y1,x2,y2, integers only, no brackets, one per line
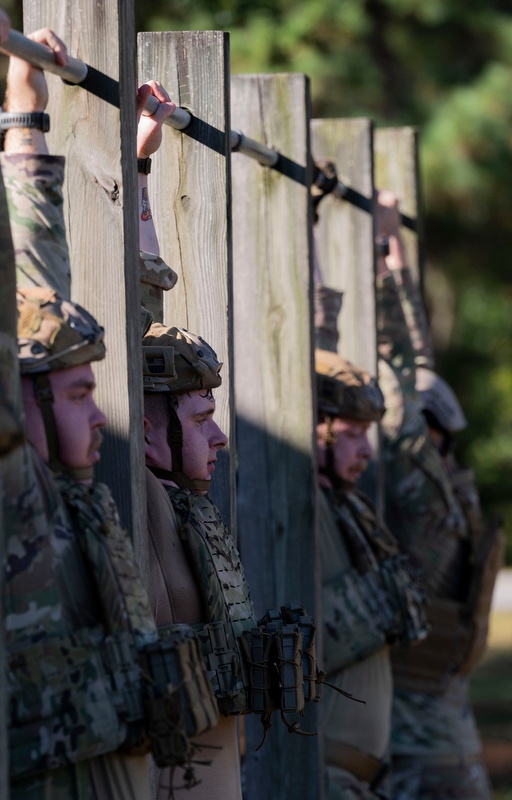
33,373,94,482
162,399,211,492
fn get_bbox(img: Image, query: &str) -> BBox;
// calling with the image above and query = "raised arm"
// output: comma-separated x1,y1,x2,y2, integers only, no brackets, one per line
376,190,434,372
1,28,71,298
136,81,178,322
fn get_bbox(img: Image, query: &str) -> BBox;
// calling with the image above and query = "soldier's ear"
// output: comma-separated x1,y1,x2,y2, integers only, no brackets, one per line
143,415,152,445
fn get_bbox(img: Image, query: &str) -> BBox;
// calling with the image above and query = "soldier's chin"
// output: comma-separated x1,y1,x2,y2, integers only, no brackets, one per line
345,467,364,485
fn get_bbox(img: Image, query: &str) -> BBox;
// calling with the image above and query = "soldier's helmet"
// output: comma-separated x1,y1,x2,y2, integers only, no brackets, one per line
142,324,222,492
17,287,106,480
415,367,467,434
142,324,222,394
18,287,105,374
316,349,385,422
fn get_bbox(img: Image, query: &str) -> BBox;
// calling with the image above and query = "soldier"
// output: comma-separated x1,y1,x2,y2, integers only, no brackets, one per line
143,321,321,800
315,348,427,800
311,173,426,799
374,190,501,800
2,28,218,800
143,323,250,800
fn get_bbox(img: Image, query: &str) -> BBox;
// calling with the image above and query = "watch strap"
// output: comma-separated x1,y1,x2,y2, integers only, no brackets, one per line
137,157,152,175
0,112,50,133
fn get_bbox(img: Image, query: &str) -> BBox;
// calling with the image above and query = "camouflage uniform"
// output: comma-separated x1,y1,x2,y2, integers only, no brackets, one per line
320,487,423,800
0,155,23,800
376,266,494,800
143,326,257,800
315,341,427,800
2,154,214,800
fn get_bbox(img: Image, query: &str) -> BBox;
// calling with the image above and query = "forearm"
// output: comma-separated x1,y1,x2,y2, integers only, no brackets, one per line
3,125,48,155
138,173,159,255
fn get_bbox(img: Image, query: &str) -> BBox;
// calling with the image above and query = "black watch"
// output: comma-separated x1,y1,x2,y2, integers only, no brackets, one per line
0,112,50,133
137,157,152,175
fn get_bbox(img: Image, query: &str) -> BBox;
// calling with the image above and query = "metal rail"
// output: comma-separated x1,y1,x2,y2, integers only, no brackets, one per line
0,29,415,227
0,29,279,166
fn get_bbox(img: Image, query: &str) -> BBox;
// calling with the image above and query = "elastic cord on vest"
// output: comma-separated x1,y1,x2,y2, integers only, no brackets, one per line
33,373,94,482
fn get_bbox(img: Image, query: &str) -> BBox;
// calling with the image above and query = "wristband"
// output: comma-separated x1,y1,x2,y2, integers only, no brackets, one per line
375,235,390,258
0,112,50,133
137,157,152,175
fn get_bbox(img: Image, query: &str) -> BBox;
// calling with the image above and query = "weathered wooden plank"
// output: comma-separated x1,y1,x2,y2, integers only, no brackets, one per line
231,73,320,800
311,118,376,374
374,126,423,283
138,30,234,527
22,0,146,566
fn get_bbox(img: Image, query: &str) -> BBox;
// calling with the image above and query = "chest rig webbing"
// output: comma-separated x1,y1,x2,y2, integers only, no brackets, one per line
392,468,504,692
167,488,323,746
327,489,427,673
167,488,257,715
8,471,218,781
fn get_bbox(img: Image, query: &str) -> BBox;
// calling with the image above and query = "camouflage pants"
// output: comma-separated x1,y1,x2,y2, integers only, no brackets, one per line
326,766,389,800
392,755,492,800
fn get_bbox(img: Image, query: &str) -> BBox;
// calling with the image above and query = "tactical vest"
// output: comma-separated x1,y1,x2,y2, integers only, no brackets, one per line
323,488,428,676
8,469,217,778
392,468,504,693
167,488,257,715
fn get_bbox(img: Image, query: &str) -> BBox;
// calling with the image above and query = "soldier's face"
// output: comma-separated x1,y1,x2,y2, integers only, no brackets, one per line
177,389,228,485
317,417,373,486
22,364,107,473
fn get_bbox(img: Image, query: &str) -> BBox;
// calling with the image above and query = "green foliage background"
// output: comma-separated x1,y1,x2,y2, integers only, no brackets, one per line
8,0,512,559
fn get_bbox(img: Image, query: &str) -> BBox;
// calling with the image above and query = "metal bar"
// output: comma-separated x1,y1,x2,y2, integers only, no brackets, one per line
0,28,281,166
0,30,88,83
230,129,279,167
0,29,424,210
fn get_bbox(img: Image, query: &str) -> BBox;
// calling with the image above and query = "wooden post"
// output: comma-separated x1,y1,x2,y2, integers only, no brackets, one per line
231,73,320,800
374,126,423,284
22,1,147,565
311,118,376,373
138,31,234,527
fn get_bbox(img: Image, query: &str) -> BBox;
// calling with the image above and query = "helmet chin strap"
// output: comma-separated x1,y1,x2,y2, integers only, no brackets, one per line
33,373,94,482
150,400,211,493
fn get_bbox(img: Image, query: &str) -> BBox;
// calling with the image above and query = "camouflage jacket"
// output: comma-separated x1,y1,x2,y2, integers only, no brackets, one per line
164,487,257,714
1,154,71,298
321,486,427,676
1,154,194,799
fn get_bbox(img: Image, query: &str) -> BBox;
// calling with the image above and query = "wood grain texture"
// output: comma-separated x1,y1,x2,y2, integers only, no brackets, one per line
231,73,321,800
311,118,377,375
374,126,423,284
138,30,234,527
22,0,146,567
